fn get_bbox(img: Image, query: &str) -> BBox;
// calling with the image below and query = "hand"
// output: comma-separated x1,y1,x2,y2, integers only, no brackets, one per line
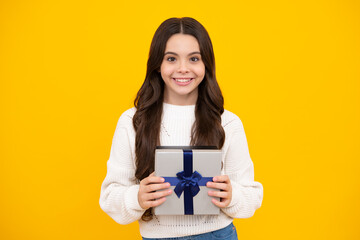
206,175,232,208
138,172,172,210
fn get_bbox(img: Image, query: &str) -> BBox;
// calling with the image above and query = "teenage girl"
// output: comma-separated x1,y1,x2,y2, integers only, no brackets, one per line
99,17,263,240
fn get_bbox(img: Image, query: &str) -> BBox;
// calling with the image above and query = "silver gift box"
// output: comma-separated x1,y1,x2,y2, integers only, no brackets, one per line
154,147,221,215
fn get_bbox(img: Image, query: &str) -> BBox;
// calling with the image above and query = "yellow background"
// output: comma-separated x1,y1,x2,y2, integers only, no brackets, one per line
1,0,359,239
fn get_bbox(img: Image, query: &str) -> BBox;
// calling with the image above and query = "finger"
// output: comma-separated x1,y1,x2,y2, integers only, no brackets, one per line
148,176,166,184
145,197,167,208
206,182,229,191
145,182,171,192
146,189,172,201
208,190,230,198
211,198,230,208
141,175,165,185
140,172,155,185
213,175,230,183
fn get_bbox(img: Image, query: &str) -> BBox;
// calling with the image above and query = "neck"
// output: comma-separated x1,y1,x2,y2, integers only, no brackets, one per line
163,89,198,106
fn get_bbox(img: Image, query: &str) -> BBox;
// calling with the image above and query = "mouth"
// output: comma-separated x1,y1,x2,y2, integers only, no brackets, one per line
172,78,194,86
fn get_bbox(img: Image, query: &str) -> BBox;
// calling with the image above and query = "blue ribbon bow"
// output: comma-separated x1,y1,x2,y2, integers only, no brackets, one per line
174,170,202,198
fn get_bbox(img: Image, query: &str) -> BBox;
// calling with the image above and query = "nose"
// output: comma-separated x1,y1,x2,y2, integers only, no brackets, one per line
177,60,189,73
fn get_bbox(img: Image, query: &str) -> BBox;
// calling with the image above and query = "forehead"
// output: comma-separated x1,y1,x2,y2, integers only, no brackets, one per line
165,34,200,53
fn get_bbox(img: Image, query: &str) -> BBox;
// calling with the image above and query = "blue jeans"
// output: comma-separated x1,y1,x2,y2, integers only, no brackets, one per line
142,222,238,240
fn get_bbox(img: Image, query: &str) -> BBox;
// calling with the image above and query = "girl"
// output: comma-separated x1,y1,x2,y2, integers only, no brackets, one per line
99,17,263,240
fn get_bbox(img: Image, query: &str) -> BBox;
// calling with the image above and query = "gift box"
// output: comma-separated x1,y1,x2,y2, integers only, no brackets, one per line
154,146,221,215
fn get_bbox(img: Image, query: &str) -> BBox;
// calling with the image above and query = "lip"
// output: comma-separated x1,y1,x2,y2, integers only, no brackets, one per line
172,78,194,86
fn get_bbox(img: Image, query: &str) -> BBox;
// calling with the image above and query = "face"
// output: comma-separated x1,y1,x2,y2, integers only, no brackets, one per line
160,34,205,105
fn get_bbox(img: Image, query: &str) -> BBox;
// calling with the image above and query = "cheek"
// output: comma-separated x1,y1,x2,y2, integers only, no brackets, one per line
194,64,206,79
160,64,174,78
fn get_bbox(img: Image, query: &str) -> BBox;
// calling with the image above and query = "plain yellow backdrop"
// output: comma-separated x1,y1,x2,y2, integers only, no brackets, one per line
1,0,359,239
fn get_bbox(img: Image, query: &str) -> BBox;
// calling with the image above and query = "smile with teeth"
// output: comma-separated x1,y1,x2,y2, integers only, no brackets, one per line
173,78,193,83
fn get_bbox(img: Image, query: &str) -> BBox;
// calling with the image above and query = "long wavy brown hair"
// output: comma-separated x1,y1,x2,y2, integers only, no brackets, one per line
132,17,225,221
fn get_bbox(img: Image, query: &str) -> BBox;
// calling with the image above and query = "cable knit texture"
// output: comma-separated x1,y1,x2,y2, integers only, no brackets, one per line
99,102,263,238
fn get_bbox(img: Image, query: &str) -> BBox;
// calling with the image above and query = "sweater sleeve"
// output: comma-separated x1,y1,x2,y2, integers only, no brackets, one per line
221,116,263,218
99,115,146,224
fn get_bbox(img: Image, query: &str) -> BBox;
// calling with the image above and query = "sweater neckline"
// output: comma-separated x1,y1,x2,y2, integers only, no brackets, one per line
162,102,195,119
163,102,196,108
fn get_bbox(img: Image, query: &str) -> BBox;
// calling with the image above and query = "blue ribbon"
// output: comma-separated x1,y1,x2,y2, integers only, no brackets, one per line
162,149,213,215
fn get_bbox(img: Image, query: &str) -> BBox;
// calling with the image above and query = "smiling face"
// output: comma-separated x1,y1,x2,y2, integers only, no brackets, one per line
160,34,206,105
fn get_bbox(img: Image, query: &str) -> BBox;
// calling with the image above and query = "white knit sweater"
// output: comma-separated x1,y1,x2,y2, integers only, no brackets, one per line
99,103,263,238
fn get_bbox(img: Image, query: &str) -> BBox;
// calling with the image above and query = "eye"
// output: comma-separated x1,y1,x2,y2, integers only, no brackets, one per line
166,57,176,62
190,57,200,62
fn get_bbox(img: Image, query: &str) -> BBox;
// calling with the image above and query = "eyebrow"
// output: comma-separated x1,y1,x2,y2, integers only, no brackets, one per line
164,51,201,56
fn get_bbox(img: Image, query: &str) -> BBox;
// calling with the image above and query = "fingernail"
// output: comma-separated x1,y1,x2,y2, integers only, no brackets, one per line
161,178,165,182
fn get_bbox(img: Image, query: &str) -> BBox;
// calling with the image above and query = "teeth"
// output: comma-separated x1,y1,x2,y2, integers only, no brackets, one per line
174,78,192,83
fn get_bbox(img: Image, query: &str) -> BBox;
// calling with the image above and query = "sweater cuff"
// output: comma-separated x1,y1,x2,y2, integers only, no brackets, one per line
125,184,147,212
227,180,241,208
